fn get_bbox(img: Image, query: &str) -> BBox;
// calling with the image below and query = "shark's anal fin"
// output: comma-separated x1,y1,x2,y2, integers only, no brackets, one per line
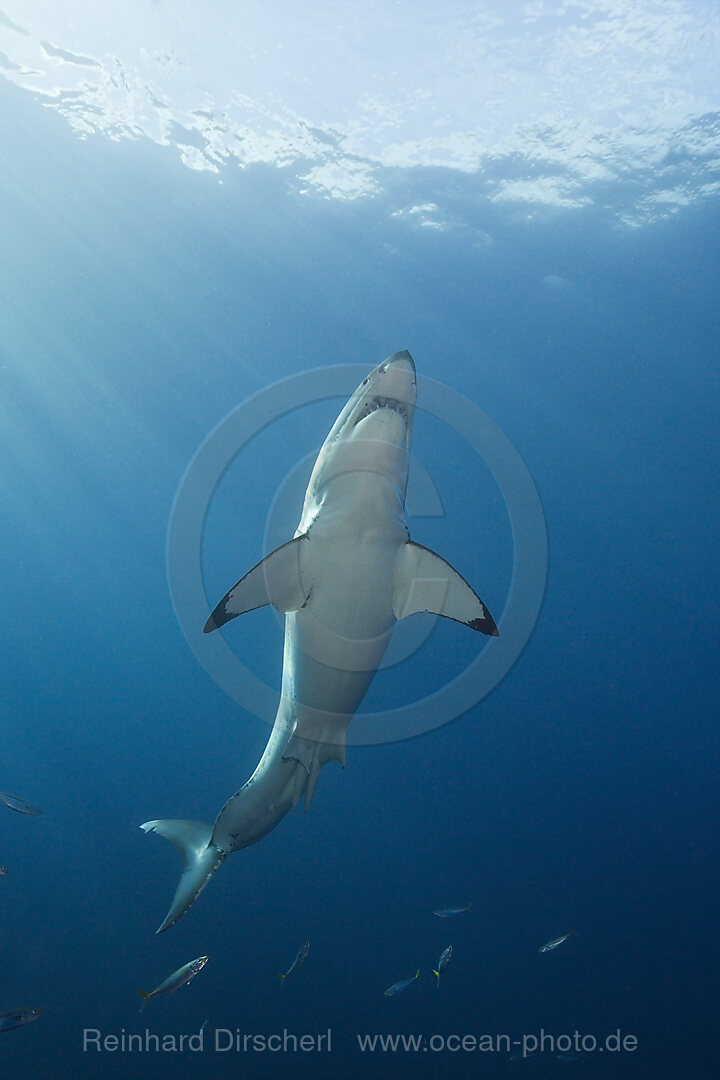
392,541,499,636
204,535,309,632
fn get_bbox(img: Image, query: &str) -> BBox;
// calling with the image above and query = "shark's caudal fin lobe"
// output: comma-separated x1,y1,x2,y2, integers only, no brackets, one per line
140,819,225,933
204,535,310,632
393,541,499,636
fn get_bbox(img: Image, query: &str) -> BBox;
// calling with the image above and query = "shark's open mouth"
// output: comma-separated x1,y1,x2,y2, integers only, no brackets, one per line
353,396,409,427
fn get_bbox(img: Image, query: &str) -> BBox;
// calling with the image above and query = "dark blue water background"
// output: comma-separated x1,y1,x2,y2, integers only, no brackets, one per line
1,77,718,1079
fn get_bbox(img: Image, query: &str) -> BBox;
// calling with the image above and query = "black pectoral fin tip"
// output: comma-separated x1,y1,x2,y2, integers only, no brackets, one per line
203,603,231,634
468,609,499,637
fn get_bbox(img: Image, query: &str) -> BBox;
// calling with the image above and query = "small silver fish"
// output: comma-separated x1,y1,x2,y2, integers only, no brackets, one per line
433,902,471,918
134,955,208,1009
277,941,309,988
0,865,8,876
0,792,42,816
383,969,420,997
538,930,575,953
0,1007,42,1033
432,945,453,987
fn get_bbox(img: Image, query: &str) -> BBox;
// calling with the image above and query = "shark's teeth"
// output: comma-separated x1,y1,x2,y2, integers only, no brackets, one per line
354,396,409,426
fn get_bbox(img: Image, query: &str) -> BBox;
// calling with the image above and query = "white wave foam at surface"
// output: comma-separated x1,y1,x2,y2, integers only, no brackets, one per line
1,0,719,225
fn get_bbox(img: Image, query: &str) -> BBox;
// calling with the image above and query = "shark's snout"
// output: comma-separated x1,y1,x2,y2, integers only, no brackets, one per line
378,349,416,380
360,351,416,422
365,350,417,414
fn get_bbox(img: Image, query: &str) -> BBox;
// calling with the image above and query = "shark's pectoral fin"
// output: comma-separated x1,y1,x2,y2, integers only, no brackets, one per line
204,535,310,632
393,541,499,636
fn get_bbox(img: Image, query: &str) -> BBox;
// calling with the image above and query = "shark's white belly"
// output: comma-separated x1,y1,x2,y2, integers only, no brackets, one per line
212,514,405,853
287,522,402,708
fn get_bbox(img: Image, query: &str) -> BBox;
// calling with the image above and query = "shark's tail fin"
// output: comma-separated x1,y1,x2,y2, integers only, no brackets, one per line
140,818,226,933
432,969,440,988
134,989,151,1012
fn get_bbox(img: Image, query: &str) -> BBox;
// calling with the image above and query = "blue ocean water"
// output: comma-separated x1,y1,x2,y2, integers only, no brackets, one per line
1,66,719,1080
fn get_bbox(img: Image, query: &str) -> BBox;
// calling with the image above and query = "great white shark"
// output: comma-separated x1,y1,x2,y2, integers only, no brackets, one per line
142,351,497,932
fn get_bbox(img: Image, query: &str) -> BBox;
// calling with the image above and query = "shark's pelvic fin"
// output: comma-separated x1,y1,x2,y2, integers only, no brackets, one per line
283,726,347,813
290,761,308,811
204,535,310,632
140,819,226,933
393,541,499,636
